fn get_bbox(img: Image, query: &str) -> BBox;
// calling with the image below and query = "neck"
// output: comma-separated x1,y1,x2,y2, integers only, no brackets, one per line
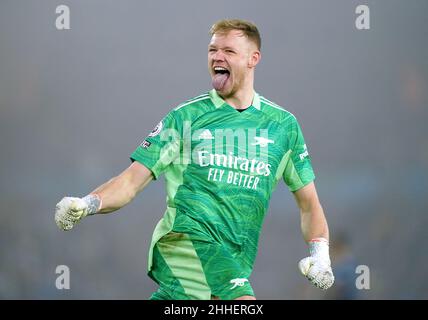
224,88,254,110
223,74,255,109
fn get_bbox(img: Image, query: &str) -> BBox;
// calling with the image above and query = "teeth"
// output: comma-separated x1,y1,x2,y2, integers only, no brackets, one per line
214,67,228,71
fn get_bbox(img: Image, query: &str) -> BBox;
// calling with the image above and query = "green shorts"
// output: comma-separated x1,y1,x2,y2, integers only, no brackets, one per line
148,232,254,300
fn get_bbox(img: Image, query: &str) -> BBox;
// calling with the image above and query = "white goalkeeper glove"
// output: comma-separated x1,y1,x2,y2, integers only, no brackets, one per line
298,238,334,290
55,194,101,231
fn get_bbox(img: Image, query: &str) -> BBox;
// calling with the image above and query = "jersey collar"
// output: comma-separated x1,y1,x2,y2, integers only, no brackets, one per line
209,89,261,110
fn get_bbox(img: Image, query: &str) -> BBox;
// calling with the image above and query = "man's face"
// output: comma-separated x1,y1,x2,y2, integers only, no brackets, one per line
208,30,259,97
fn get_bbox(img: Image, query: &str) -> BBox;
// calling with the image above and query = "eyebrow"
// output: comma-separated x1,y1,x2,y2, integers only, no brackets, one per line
208,45,237,51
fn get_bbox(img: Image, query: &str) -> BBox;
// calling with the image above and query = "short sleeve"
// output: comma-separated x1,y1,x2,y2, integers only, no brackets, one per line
130,111,181,179
282,116,315,192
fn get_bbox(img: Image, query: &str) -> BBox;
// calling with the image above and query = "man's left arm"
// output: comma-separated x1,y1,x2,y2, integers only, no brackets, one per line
293,181,334,290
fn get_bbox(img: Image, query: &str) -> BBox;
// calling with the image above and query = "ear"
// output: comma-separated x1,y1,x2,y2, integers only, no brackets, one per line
248,50,261,69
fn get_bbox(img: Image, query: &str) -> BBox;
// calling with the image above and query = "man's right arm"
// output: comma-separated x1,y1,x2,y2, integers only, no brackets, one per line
55,161,153,231
92,161,153,213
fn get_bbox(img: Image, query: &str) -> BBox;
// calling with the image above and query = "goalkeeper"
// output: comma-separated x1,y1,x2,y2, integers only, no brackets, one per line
55,19,334,300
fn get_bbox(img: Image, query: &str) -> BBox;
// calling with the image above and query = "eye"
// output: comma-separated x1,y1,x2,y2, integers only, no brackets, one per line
225,49,235,54
209,48,217,52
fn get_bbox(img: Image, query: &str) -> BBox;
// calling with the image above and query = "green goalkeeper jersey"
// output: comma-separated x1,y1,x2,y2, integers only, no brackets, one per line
131,89,315,274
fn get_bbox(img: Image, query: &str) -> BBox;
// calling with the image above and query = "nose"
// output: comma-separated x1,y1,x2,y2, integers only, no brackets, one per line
212,50,225,62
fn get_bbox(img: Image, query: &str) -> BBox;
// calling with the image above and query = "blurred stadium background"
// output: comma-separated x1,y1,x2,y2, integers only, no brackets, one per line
0,0,427,299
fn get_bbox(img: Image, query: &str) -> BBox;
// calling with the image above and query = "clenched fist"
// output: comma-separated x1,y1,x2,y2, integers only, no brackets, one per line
298,238,335,290
55,195,100,231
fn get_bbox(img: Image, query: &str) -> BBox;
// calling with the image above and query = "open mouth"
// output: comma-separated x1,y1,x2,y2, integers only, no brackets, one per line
212,67,230,91
213,66,230,75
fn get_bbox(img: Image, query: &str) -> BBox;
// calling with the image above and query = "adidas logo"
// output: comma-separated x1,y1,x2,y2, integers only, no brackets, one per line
199,129,214,140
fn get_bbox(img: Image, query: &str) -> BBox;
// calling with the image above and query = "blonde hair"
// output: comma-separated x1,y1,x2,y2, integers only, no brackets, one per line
209,19,261,50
